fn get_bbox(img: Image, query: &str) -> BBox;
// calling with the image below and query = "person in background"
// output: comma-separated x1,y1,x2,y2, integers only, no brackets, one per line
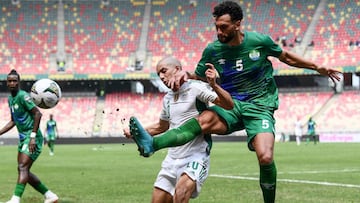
294,116,303,146
0,70,59,203
45,114,59,156
307,117,317,145
125,56,233,202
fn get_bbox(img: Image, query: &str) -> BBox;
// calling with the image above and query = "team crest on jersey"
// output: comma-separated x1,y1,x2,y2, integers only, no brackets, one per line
14,104,19,109
249,50,260,61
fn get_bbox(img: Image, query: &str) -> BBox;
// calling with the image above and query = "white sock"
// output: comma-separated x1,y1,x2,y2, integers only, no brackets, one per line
44,190,57,198
10,195,20,202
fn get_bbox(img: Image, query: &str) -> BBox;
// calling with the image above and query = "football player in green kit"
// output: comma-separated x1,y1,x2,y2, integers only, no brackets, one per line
45,114,59,156
0,70,59,203
129,1,342,203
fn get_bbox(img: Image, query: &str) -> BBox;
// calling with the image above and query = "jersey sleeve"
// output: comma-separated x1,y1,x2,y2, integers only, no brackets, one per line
195,44,214,78
191,81,217,103
262,34,283,58
22,92,37,111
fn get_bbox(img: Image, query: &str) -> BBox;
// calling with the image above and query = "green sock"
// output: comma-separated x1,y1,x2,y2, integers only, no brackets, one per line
153,118,201,151
34,182,49,195
49,142,54,152
259,161,277,203
14,183,26,197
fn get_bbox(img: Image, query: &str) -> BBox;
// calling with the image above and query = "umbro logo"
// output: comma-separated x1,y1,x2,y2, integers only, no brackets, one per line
218,59,226,64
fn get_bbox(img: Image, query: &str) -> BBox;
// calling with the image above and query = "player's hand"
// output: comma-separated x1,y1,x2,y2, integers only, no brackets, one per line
316,66,342,83
121,118,132,139
205,63,219,87
29,138,36,154
168,70,189,91
123,128,132,139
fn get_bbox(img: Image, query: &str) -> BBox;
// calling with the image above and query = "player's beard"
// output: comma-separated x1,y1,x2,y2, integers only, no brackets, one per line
217,31,236,44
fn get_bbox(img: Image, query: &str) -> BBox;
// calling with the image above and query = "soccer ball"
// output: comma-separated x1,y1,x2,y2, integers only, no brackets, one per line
30,79,62,109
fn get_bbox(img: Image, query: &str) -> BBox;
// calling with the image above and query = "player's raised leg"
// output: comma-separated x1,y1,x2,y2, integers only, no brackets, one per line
129,117,154,157
129,116,202,157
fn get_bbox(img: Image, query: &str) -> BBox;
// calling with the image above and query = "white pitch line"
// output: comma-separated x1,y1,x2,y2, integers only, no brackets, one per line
224,169,360,176
279,168,360,175
210,174,360,188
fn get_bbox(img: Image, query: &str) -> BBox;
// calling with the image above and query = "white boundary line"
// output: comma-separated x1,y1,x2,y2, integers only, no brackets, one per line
210,174,360,188
235,169,360,176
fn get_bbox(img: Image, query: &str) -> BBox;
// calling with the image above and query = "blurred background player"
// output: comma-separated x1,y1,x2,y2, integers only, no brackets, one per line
294,116,303,146
45,114,59,156
0,70,58,203
125,56,233,202
307,117,317,145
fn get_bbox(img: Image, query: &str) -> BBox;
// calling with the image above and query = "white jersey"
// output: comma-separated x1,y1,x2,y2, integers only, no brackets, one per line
159,79,217,159
294,120,303,136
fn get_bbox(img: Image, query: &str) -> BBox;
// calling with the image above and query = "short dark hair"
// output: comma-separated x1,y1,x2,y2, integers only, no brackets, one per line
212,1,243,22
8,69,20,80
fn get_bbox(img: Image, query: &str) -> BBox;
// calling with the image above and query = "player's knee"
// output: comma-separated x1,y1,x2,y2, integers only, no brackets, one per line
197,111,214,124
258,153,273,165
198,110,227,134
17,162,29,172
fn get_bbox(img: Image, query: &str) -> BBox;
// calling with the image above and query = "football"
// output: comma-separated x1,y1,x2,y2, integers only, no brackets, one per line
30,79,62,109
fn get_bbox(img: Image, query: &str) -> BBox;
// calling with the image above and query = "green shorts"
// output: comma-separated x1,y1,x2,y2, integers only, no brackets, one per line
209,99,275,151
308,130,316,136
47,134,56,141
18,135,43,161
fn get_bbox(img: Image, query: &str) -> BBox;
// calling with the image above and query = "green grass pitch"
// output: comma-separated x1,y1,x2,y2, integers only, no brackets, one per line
0,142,359,203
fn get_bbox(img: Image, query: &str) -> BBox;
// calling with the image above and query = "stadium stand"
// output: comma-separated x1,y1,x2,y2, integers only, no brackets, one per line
240,0,319,45
101,92,164,136
63,0,144,73
2,0,357,74
242,0,321,70
0,94,97,137
2,90,360,138
275,91,333,134
306,0,360,67
147,0,216,71
147,0,323,71
0,0,57,74
39,96,98,137
316,90,360,133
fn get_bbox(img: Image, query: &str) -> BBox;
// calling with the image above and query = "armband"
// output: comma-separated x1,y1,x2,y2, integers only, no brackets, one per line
30,132,36,138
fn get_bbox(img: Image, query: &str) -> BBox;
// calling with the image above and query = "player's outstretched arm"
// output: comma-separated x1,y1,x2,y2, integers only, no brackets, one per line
168,70,201,91
0,120,15,136
278,50,342,83
31,106,42,134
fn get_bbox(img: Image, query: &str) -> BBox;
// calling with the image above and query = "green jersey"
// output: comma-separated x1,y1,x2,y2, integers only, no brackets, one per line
195,31,282,110
8,90,39,140
46,119,57,140
307,120,316,135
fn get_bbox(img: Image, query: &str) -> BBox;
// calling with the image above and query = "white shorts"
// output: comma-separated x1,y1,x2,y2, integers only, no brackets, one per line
153,152,210,198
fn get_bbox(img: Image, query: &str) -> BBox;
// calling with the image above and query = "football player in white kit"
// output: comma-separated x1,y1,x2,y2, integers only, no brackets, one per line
124,56,234,203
